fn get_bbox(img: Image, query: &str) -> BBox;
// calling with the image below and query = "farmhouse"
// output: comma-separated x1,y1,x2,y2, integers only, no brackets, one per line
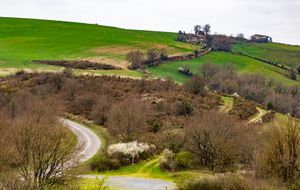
251,34,272,42
187,34,204,42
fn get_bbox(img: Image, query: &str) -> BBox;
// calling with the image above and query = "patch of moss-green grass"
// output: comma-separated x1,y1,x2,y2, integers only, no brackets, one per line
92,156,160,176
88,155,172,181
232,41,300,69
172,170,213,184
149,165,171,181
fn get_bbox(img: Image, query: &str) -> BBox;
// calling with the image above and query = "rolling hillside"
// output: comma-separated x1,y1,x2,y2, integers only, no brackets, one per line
145,51,300,85
232,41,300,69
1,17,299,85
0,17,195,76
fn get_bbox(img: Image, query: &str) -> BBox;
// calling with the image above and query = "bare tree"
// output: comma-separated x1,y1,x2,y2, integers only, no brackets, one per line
274,82,288,94
186,110,237,172
10,98,82,189
289,85,300,98
126,50,143,69
107,98,148,142
147,48,158,63
194,25,202,34
63,78,79,101
203,24,211,35
236,33,245,40
91,95,111,125
210,64,237,90
183,75,207,95
258,117,300,183
159,48,168,60
211,35,232,52
196,60,218,79
220,79,239,94
158,120,186,154
50,73,65,91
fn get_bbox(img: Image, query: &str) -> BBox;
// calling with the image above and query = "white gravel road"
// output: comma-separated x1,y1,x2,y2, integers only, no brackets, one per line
61,119,101,163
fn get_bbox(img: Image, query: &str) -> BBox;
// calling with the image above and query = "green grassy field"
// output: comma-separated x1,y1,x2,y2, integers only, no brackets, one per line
0,17,196,76
144,51,300,85
88,155,171,181
232,41,300,69
1,17,300,85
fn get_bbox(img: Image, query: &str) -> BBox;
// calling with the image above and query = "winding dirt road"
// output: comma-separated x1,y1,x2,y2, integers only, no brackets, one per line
249,107,265,123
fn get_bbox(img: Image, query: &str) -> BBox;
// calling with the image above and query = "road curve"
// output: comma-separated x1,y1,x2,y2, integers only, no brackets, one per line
60,119,101,163
60,119,176,189
249,108,263,123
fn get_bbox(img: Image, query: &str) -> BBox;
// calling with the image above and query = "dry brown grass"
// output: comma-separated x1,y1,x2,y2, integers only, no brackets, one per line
80,56,129,69
0,68,18,75
90,42,190,55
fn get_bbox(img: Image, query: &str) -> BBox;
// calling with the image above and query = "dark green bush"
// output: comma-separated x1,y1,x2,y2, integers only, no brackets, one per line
90,152,121,172
174,151,191,169
150,122,161,133
177,99,194,116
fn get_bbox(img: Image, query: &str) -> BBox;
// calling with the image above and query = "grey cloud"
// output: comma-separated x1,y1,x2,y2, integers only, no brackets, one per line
0,0,299,45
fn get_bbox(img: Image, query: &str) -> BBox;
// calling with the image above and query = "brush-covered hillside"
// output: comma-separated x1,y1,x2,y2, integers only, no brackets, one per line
0,17,195,76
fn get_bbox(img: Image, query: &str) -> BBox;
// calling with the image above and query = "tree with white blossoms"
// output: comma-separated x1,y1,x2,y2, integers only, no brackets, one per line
107,141,150,159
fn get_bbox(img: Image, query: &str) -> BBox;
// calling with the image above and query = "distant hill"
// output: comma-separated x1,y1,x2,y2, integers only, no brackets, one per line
0,17,195,76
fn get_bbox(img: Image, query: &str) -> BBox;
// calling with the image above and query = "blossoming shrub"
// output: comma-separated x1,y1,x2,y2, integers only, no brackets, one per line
107,141,151,165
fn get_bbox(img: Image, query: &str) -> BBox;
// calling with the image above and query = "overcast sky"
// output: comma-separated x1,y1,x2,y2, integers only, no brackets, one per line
1,0,300,45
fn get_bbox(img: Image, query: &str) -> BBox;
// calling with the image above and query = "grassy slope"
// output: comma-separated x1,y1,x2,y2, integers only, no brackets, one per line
0,17,195,76
232,41,300,68
88,155,171,181
145,51,300,85
1,17,299,84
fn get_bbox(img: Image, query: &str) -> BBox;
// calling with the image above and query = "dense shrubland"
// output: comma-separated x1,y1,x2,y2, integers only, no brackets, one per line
2,68,300,189
197,61,300,118
0,70,221,174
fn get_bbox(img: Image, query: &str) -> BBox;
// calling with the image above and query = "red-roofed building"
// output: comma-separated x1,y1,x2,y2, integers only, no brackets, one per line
251,34,272,42
187,34,205,42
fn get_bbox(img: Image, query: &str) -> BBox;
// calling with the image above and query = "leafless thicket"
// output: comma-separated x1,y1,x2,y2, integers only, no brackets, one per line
202,61,300,118
0,95,82,189
126,50,143,69
107,98,148,142
257,117,300,183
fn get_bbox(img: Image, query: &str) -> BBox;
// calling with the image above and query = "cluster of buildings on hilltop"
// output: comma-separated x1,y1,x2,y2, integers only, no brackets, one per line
250,34,272,42
186,33,272,43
